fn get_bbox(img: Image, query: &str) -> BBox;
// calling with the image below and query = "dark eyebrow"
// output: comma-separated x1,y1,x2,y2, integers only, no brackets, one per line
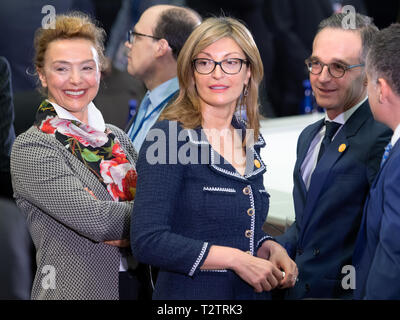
309,56,353,66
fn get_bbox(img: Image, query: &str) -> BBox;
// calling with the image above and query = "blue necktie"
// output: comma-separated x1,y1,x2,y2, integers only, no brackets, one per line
129,92,151,142
380,142,393,167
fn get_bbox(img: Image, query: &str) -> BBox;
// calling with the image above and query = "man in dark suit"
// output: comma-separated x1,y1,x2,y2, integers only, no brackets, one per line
353,23,400,299
0,198,35,299
275,13,391,299
0,56,15,199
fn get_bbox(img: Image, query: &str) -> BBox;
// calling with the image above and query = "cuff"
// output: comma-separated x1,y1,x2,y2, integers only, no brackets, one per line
256,234,276,252
188,242,210,277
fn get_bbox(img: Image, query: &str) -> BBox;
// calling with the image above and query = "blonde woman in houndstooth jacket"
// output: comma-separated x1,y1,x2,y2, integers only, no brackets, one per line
10,12,141,300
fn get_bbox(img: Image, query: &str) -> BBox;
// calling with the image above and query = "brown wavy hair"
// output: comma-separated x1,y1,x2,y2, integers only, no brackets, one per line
160,16,264,138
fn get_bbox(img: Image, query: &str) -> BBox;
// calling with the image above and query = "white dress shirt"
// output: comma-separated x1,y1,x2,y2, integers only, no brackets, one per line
390,123,400,147
49,99,106,132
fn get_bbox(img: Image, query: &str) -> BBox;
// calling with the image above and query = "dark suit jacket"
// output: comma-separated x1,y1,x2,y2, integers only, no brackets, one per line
275,101,391,299
353,138,400,299
0,198,35,299
0,56,15,199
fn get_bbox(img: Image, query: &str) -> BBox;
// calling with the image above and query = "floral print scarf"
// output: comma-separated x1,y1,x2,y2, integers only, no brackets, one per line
34,100,137,202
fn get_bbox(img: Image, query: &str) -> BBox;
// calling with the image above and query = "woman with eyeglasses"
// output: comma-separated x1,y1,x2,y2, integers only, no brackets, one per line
10,12,142,300
131,17,298,300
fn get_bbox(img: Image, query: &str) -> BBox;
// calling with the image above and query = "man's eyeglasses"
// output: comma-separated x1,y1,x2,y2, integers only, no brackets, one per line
193,58,249,75
127,30,161,44
305,58,364,78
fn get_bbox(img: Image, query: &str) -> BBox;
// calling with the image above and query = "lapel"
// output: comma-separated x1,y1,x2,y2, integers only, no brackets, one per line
124,92,150,133
294,119,325,222
301,101,371,233
187,117,267,183
296,119,325,174
124,114,135,133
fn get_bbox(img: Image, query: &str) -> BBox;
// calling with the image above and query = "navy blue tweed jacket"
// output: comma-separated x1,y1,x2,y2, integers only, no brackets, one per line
131,117,273,299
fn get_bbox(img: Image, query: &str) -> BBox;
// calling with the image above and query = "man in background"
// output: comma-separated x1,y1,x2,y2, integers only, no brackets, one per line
125,5,201,152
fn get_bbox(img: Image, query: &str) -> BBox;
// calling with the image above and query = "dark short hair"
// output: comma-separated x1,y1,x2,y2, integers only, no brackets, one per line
153,7,201,60
317,13,379,63
367,23,400,96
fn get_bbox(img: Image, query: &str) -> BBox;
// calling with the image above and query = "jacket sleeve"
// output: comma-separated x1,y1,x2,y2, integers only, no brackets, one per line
274,221,298,259
131,120,211,277
364,155,400,299
10,130,132,242
273,127,305,258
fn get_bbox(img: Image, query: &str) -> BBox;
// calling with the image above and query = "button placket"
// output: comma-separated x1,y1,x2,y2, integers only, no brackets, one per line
247,208,254,216
242,185,255,255
245,230,252,238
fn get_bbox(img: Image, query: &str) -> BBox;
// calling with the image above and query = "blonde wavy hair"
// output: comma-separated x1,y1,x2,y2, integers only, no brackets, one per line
160,16,264,138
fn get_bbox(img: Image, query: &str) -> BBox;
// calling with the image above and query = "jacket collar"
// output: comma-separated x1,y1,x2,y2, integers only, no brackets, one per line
187,116,266,181
187,116,266,146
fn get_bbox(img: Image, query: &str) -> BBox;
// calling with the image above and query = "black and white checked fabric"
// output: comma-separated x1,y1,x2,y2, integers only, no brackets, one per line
10,124,137,300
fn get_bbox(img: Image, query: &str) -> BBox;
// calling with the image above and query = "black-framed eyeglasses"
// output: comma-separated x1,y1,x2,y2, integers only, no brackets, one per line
305,58,364,78
193,58,249,75
127,30,161,44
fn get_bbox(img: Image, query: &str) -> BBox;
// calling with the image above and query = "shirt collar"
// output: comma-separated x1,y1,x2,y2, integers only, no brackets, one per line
47,99,106,132
148,77,179,109
391,123,400,146
324,96,368,125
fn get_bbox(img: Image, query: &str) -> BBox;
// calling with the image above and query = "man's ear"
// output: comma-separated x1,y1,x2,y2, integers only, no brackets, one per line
37,68,48,88
378,78,391,104
155,39,172,58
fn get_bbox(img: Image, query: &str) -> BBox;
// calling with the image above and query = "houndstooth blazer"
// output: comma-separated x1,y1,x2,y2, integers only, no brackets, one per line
10,123,137,300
